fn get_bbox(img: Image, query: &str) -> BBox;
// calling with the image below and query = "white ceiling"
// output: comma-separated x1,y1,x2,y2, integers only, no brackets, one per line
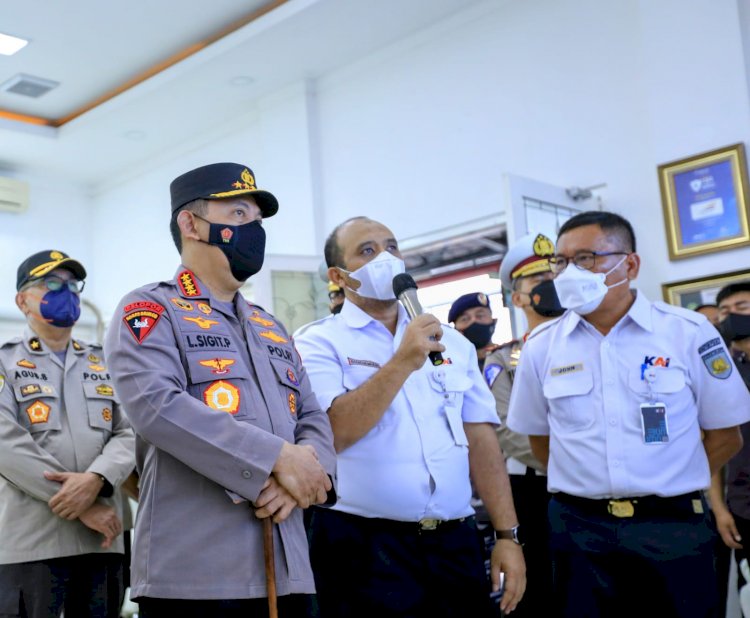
0,0,483,187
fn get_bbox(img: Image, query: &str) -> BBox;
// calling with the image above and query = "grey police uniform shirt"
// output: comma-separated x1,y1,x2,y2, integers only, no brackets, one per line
0,328,135,564
104,268,336,601
484,339,546,473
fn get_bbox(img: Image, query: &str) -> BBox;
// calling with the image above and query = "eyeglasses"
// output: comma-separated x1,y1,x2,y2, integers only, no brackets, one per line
549,251,630,273
34,276,86,294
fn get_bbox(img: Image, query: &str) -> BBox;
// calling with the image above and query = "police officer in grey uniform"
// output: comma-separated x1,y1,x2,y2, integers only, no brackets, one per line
104,162,336,618
0,250,135,618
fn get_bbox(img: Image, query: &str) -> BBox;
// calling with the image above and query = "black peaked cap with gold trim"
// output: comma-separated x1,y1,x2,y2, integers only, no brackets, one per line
170,162,279,217
17,250,87,291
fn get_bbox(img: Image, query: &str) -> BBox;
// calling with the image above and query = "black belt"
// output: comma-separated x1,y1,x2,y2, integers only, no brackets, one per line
553,491,705,519
331,509,475,534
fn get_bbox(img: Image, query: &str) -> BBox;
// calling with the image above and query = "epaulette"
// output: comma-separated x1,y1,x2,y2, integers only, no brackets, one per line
0,337,23,349
292,315,333,339
653,300,705,325
526,319,558,341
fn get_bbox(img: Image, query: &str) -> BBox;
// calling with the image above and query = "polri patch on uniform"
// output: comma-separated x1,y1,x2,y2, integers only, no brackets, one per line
484,363,503,387
21,384,41,396
199,358,235,375
183,316,219,330
550,363,583,377
288,392,297,416
178,270,201,297
701,348,733,379
203,380,240,414
286,368,299,386
26,400,50,424
123,301,165,344
197,302,212,315
259,330,287,344
171,297,194,312
102,407,113,422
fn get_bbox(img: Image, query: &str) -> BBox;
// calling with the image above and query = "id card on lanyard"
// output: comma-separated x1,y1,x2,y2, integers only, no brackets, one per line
640,366,668,444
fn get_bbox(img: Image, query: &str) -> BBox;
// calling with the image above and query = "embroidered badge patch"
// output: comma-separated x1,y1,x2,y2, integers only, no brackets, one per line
484,364,503,387
17,359,36,369
259,330,287,344
249,311,275,327
288,392,297,416
698,337,721,355
220,228,233,243
26,400,50,424
89,364,106,372
183,316,219,330
29,338,41,350
72,341,83,351
123,301,165,344
96,384,114,397
702,348,733,379
21,384,41,396
178,270,201,297
171,298,194,312
88,354,101,363
102,408,113,422
197,302,212,315
286,368,299,386
203,380,240,414
199,358,235,375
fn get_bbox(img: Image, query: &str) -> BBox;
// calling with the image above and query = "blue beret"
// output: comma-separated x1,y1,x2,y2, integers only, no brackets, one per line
448,292,490,323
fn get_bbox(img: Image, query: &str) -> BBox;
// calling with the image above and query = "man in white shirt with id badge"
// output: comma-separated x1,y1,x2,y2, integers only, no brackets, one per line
507,210,750,618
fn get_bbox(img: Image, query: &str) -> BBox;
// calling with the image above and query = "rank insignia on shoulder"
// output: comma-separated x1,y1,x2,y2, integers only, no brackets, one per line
199,358,235,375
701,348,733,379
484,363,503,387
259,330,287,344
288,392,297,416
29,338,41,351
96,384,114,397
123,301,165,344
102,407,113,422
183,316,219,330
171,298,194,312
286,368,299,386
178,270,201,297
21,384,41,396
203,380,240,414
72,341,83,351
249,311,275,328
17,359,36,369
26,400,50,424
197,302,212,315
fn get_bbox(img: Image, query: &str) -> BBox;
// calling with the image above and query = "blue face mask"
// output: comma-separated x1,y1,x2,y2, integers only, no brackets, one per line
40,287,81,327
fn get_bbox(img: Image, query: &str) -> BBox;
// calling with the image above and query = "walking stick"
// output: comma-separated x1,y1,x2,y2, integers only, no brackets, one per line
263,516,279,618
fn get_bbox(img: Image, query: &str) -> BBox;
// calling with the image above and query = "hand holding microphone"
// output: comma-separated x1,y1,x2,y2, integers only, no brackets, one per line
393,274,445,367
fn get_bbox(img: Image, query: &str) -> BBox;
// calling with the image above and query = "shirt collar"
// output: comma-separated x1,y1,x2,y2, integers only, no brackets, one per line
559,289,651,336
340,299,409,330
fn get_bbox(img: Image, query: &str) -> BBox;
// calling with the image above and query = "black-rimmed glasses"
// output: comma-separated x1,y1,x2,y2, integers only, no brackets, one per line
549,251,630,273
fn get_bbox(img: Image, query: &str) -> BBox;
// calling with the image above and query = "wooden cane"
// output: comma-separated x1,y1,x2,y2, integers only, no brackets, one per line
263,516,279,618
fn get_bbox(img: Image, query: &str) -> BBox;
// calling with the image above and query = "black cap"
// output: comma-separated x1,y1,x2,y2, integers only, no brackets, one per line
448,292,491,323
17,250,87,291
170,162,279,217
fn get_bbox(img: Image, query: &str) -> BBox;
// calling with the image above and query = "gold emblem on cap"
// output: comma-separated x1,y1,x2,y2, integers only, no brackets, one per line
477,293,488,306
533,234,554,257
211,168,258,198
49,251,64,260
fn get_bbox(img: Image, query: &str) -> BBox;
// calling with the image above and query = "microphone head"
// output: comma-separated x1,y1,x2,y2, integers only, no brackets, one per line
392,273,418,298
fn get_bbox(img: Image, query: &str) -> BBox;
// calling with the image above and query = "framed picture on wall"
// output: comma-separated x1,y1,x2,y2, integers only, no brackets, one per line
662,268,750,309
658,143,750,260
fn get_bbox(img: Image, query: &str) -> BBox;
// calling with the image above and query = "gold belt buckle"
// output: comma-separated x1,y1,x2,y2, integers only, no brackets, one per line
607,499,635,518
418,518,440,531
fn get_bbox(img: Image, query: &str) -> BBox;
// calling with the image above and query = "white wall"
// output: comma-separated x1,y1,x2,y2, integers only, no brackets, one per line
14,0,747,323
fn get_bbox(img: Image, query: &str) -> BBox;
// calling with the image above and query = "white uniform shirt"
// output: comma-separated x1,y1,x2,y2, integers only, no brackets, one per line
294,301,498,521
507,290,750,499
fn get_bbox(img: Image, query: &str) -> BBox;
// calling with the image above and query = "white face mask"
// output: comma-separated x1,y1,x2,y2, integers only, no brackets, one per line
553,255,629,315
341,251,406,301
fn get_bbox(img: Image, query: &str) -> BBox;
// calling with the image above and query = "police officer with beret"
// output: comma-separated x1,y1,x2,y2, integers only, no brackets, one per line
104,162,336,617
0,250,135,617
448,292,500,369
507,211,750,617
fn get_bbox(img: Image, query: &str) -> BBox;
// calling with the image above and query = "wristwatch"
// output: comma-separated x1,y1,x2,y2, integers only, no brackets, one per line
494,525,523,546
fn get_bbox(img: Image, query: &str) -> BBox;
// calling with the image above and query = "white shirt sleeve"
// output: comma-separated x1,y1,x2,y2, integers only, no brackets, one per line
294,325,346,413
507,338,551,435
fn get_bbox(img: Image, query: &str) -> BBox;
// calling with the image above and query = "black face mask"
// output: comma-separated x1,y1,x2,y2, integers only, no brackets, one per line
330,303,343,315
527,279,565,317
719,313,750,343
461,321,496,349
199,218,266,282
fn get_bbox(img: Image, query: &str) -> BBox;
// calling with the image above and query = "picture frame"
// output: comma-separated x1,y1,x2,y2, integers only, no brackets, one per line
661,268,750,309
658,143,750,260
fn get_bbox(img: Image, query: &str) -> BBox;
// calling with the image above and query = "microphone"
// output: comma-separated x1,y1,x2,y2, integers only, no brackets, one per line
392,273,444,366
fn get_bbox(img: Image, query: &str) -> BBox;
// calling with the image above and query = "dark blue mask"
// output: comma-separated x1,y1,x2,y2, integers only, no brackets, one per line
40,288,81,327
200,218,266,282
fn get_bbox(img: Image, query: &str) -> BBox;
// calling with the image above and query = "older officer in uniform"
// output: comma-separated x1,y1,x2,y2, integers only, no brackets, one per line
104,163,336,618
0,250,135,618
295,216,525,617
507,210,750,617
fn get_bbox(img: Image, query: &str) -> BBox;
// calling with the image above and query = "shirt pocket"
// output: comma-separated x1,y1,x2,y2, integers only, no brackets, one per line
626,367,691,433
185,351,255,419
82,382,116,433
13,382,62,434
429,367,473,445
269,358,302,424
543,372,594,432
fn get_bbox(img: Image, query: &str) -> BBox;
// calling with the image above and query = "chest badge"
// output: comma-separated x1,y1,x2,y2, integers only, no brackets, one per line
89,364,106,372
203,380,241,414
171,298,194,312
249,311,275,328
288,393,297,416
102,407,113,422
199,358,235,375
26,400,51,424
286,368,299,386
197,302,213,315
183,316,219,330
17,359,36,369
21,384,41,396
88,354,101,363
96,384,114,397
259,330,287,344
29,338,41,351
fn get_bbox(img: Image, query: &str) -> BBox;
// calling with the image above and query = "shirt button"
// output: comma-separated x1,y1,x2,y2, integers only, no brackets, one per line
612,460,620,467
602,342,610,349
242,470,252,479
609,418,616,426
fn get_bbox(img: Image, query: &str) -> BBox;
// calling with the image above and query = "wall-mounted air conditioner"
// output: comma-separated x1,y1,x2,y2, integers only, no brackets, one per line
0,177,29,213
